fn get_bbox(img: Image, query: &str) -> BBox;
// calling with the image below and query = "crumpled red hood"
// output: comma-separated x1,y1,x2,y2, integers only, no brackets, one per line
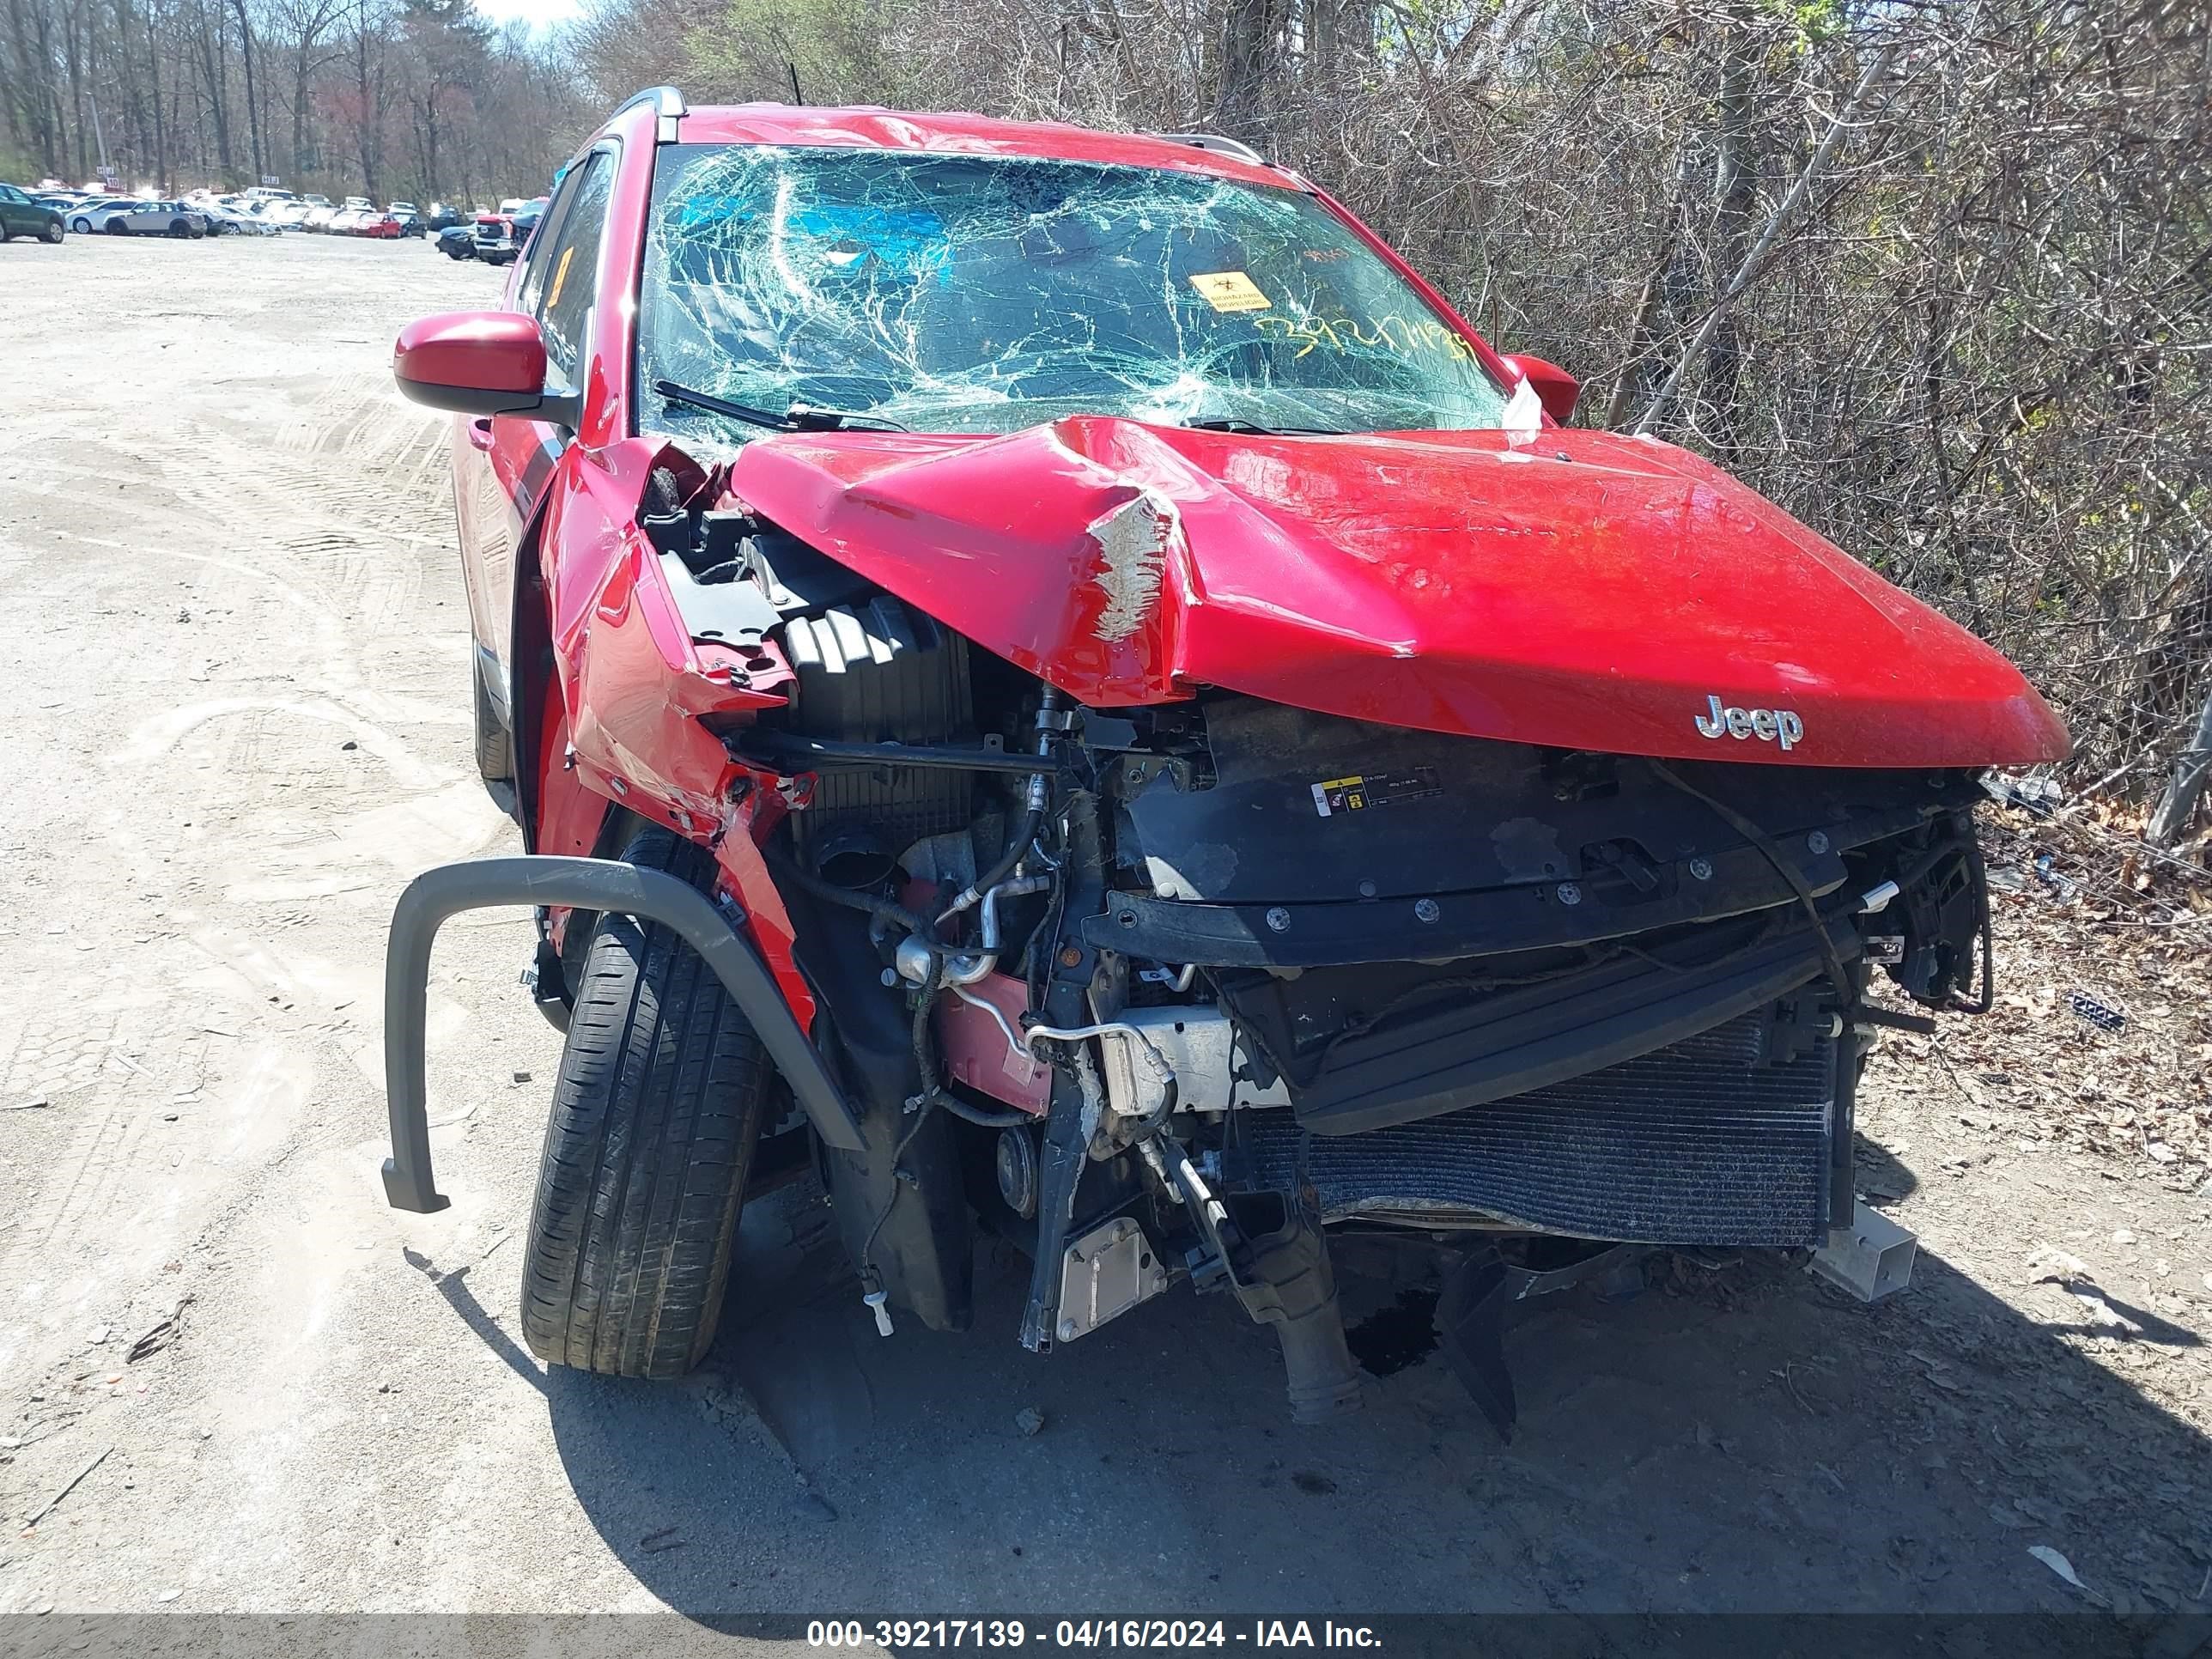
729,415,2068,769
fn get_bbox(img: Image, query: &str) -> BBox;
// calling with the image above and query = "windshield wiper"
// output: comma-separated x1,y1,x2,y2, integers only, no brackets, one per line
653,379,906,433
1180,416,1352,436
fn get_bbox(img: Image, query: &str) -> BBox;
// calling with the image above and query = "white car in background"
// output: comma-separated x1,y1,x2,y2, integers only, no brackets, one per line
303,204,338,231
64,197,137,232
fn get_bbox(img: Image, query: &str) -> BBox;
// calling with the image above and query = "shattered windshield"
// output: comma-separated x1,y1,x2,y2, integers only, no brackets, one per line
635,144,1510,443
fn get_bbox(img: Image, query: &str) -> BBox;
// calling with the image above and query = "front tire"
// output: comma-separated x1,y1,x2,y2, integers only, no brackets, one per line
520,827,775,1379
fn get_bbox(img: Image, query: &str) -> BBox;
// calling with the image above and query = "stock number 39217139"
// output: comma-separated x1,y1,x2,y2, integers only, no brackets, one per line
806,1620,1243,1650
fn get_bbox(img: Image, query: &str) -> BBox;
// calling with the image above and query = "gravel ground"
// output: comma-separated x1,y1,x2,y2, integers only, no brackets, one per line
0,232,2208,1632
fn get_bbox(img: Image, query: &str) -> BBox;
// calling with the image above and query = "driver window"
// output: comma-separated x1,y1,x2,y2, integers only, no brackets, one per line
516,172,583,316
528,152,616,390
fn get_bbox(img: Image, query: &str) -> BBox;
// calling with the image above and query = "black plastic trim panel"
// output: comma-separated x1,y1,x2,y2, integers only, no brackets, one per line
1087,837,1853,968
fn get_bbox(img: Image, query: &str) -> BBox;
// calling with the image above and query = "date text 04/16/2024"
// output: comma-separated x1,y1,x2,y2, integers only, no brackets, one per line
805,1621,1384,1650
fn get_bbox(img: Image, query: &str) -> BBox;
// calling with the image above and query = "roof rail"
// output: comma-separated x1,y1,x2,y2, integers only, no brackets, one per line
1150,131,1267,167
614,85,687,143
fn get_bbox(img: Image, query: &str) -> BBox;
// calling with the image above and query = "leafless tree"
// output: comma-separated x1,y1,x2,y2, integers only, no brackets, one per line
8,0,2206,838
3,0,587,199
568,0,2209,829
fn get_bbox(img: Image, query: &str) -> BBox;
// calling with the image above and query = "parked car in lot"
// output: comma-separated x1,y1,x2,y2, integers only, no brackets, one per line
423,202,464,231
433,223,476,259
304,204,337,232
386,90,2068,1433
0,182,66,242
468,195,547,264
64,197,136,232
356,208,409,239
384,202,426,237
330,207,371,234
267,200,314,229
74,198,206,237
203,201,281,236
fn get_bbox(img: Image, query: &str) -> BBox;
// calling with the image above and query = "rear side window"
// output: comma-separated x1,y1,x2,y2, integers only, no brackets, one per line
532,155,615,388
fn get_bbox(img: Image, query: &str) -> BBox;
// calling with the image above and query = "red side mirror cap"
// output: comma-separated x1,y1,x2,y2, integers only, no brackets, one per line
392,311,574,426
1501,354,1579,425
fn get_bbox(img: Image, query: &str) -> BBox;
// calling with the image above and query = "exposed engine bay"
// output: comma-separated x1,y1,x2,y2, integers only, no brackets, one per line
633,468,1996,1431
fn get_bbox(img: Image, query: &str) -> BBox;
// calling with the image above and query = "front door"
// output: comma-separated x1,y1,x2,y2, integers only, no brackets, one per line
450,147,618,732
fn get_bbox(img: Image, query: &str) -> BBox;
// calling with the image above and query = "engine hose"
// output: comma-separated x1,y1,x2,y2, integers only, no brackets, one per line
763,846,942,948
939,684,1060,925
772,848,1032,1131
938,805,1040,927
936,1092,1032,1130
911,959,1030,1129
981,805,1042,894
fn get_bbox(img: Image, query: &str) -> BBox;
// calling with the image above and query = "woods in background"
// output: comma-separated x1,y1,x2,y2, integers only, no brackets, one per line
7,0,2207,823
589,0,2206,811
1,0,589,204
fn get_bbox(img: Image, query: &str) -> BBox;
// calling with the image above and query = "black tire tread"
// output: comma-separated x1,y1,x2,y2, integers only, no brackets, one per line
520,828,770,1378
471,662,513,786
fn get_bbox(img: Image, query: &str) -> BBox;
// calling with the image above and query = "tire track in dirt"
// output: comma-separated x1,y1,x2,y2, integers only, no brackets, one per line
0,242,521,1611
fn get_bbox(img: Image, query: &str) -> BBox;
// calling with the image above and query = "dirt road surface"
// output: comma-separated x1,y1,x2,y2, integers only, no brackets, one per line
0,234,2208,1634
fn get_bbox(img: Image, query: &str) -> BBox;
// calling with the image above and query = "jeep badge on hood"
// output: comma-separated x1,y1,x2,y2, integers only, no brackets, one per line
1696,696,1805,750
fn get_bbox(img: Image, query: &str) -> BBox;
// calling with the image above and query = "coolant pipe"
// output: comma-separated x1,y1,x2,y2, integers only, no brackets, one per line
898,873,1054,987
943,873,1052,986
947,981,1029,1054
942,986,1181,1124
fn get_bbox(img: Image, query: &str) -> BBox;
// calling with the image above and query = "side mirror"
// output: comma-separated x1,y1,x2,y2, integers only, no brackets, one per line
392,310,579,428
1501,354,1579,425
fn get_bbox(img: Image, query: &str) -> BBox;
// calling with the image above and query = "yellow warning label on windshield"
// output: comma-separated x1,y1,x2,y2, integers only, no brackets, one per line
1188,270,1272,313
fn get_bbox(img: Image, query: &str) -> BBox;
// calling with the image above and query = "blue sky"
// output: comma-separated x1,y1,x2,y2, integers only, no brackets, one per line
473,0,582,30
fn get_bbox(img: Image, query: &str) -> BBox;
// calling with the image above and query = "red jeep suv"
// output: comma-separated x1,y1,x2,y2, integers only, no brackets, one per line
386,87,2064,1430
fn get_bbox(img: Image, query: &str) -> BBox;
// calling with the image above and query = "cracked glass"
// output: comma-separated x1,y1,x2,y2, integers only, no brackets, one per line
636,143,1511,447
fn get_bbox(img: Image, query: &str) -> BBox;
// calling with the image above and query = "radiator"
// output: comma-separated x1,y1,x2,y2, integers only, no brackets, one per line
1234,1010,1834,1247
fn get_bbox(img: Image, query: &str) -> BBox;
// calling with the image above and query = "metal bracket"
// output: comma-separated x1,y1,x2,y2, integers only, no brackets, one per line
380,854,866,1214
1811,1200,1917,1302
1054,1217,1169,1342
